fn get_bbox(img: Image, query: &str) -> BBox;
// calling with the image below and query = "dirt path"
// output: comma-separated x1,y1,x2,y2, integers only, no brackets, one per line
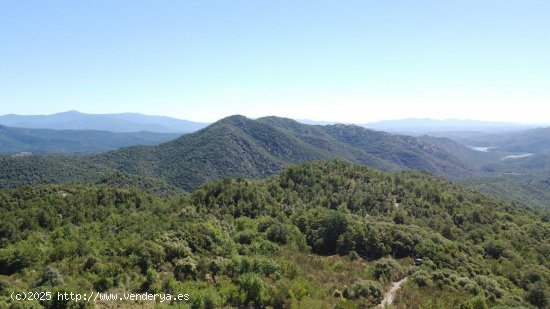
378,277,407,308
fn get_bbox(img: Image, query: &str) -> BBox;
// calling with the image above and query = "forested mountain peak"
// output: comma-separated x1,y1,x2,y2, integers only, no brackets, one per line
0,115,486,191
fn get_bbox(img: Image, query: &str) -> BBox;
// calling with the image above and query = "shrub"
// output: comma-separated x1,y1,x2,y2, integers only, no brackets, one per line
174,256,198,281
373,258,403,281
141,268,161,293
351,280,383,304
235,231,255,245
257,216,277,233
238,273,266,306
82,255,99,271
37,266,64,286
411,269,431,287
483,240,510,259
266,224,290,244
475,275,504,299
348,250,360,261
94,277,114,292
459,294,489,309
525,281,549,309
0,240,43,275
190,287,223,309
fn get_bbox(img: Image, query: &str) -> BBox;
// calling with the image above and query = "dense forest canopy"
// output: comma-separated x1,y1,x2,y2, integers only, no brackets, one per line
1,161,548,308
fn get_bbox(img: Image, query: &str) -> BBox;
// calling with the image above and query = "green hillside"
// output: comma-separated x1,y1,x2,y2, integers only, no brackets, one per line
461,176,550,208
0,156,181,197
93,115,482,191
0,116,483,192
1,161,548,308
0,124,180,154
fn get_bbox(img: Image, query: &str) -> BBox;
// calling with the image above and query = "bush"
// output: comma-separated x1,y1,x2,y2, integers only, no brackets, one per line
373,258,403,281
483,240,510,259
141,268,161,293
94,277,114,292
266,224,290,244
0,279,8,293
238,273,266,306
411,269,431,287
351,280,383,304
250,239,279,255
37,266,64,286
235,231,255,245
257,216,277,233
459,294,489,309
348,250,360,261
82,255,99,271
190,287,223,309
475,275,504,299
0,240,43,275
174,256,198,281
525,281,549,308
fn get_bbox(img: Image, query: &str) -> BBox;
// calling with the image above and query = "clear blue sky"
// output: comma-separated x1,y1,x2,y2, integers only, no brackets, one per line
1,0,549,123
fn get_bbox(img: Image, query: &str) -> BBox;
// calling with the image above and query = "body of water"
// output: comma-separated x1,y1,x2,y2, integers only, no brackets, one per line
504,153,534,159
467,146,494,152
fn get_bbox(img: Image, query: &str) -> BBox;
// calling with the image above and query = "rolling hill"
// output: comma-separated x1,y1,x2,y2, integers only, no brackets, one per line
0,124,180,154
93,115,483,190
0,115,486,191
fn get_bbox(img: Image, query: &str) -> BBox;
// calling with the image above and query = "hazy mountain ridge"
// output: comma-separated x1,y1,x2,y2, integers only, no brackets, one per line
0,110,208,133
362,118,540,134
452,127,550,154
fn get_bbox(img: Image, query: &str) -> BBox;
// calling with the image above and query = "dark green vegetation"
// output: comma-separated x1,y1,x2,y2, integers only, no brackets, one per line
1,161,549,308
0,115,483,191
96,115,482,190
0,155,181,197
461,176,550,209
0,124,180,154
1,115,549,210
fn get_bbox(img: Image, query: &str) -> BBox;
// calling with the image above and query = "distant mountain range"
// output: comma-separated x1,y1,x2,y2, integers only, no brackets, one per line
360,118,540,134
0,115,483,191
2,112,543,135
0,110,209,133
0,124,180,154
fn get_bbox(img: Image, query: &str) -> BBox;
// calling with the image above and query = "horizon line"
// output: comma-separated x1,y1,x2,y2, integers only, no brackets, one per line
1,110,549,126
